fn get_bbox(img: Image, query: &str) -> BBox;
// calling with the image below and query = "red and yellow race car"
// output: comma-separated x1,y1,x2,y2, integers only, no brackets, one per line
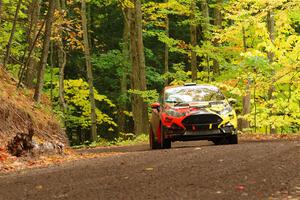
149,83,238,149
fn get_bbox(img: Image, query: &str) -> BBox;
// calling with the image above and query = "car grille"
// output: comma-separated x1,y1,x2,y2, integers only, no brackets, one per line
182,114,222,131
185,129,221,135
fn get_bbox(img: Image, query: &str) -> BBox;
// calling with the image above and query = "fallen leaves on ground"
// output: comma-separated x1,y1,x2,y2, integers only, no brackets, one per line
0,148,124,173
144,167,154,171
0,148,9,162
240,133,300,141
235,185,246,191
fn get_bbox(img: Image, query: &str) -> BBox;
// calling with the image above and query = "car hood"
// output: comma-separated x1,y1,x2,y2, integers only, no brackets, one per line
164,101,228,117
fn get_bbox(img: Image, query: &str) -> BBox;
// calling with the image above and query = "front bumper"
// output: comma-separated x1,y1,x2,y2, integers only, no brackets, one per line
163,125,236,141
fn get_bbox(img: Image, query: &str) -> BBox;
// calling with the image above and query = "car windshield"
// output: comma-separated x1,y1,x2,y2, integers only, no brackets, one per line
164,86,225,104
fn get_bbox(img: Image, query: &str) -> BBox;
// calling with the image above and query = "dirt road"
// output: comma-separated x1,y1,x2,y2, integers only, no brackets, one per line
0,140,299,200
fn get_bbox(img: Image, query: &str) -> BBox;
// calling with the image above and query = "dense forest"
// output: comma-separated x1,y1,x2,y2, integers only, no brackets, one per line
1,0,300,145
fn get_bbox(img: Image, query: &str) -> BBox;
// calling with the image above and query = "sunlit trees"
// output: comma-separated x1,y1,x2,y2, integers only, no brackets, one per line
1,0,300,145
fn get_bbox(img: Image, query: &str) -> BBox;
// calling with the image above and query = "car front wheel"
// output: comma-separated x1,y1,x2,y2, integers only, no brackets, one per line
149,125,160,149
160,125,171,149
162,138,171,149
212,134,238,145
227,134,238,144
212,137,226,145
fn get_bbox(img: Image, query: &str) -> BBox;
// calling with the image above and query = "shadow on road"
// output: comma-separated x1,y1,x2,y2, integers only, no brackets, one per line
76,141,217,154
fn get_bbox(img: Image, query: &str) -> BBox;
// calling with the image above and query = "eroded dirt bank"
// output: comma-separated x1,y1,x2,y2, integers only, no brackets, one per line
0,67,68,164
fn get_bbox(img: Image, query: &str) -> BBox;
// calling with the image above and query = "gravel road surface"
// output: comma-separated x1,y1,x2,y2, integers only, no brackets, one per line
0,140,299,200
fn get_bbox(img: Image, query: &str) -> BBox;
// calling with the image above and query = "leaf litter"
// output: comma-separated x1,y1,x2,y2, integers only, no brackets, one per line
0,148,124,173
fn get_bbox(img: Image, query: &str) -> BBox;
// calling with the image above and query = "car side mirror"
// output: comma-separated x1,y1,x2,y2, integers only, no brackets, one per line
228,98,237,105
151,102,160,111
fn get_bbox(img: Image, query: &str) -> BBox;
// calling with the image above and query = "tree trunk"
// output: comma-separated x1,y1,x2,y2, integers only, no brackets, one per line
164,0,169,85
58,41,67,117
190,0,197,82
50,41,54,101
24,0,40,88
18,20,45,88
56,0,67,120
200,0,209,39
3,0,22,69
33,0,55,103
0,0,3,26
241,83,251,129
118,8,130,134
17,1,42,88
81,0,97,141
240,26,251,131
60,0,66,8
200,0,209,79
87,3,93,51
267,11,275,62
118,72,128,134
212,0,222,75
129,0,149,135
267,10,276,134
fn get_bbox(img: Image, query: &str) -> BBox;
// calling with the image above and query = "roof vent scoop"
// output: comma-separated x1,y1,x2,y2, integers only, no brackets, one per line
184,83,197,86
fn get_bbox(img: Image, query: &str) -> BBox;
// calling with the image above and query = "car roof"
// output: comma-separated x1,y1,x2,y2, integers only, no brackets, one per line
164,84,220,91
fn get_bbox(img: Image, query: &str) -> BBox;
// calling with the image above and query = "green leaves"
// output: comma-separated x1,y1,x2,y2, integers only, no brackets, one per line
128,89,159,105
51,79,117,130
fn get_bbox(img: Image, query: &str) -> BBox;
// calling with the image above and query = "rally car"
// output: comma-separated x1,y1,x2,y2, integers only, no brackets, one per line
149,83,238,149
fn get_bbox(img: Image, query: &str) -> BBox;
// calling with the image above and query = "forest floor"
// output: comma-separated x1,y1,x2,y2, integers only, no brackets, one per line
0,137,299,200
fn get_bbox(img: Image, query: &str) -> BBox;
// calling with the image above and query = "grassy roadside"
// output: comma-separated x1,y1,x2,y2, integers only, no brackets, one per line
71,134,149,149
239,132,300,141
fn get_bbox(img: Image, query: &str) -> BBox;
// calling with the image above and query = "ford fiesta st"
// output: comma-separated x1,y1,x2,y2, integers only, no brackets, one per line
149,83,238,149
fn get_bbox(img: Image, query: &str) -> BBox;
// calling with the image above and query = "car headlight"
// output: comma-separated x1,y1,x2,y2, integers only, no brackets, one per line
165,109,186,117
219,106,233,116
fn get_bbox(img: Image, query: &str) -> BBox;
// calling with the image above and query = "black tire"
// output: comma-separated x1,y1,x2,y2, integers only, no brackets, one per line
212,138,227,145
162,139,171,149
160,125,171,149
227,134,238,144
149,125,160,149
